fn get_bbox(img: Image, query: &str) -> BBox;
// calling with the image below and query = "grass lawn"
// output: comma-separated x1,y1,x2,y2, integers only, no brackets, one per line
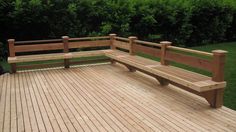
0,42,236,110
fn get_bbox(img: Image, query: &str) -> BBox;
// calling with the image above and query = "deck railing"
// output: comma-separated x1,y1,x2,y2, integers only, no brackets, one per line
8,34,227,83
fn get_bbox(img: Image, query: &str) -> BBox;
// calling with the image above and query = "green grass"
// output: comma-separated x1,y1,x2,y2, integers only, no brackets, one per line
0,42,236,109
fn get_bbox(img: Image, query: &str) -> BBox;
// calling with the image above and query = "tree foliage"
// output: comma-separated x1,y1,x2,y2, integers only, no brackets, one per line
0,0,236,58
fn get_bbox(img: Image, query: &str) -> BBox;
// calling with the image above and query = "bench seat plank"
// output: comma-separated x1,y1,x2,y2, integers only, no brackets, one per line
105,50,226,92
8,50,108,63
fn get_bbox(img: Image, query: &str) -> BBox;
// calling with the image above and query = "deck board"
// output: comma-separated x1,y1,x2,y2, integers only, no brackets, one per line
1,64,236,132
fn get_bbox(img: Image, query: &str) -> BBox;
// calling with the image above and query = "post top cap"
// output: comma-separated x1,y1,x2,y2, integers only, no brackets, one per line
212,50,228,54
128,36,137,39
62,36,69,39
160,41,172,45
8,39,15,42
109,33,117,36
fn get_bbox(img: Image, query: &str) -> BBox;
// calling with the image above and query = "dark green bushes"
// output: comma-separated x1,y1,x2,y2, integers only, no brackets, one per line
0,0,236,57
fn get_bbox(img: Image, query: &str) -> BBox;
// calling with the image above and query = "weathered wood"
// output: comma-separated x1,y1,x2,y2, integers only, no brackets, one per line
8,39,16,73
160,41,172,65
69,40,110,49
134,40,161,47
155,76,169,86
128,36,137,55
165,51,212,71
133,44,161,57
201,50,227,108
113,40,130,50
16,62,64,69
63,36,70,68
15,43,63,52
69,36,109,41
212,50,227,82
168,46,213,57
109,34,116,50
14,39,62,44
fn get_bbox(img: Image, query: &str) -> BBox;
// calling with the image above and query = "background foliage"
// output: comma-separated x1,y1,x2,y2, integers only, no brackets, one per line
0,0,236,58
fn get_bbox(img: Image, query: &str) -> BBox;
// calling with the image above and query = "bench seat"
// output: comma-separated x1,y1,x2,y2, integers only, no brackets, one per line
104,50,226,92
8,50,108,63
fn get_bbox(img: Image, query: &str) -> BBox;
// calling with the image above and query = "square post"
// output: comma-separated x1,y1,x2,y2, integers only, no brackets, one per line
211,50,227,108
128,36,137,55
160,41,172,65
109,34,117,50
8,39,16,73
62,36,70,68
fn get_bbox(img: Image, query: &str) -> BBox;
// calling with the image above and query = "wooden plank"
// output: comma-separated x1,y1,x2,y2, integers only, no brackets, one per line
8,53,66,63
10,74,17,132
113,40,130,50
69,40,110,49
15,43,63,52
133,44,161,57
168,46,213,57
69,36,109,41
165,50,213,71
0,75,7,131
16,62,64,70
15,39,62,45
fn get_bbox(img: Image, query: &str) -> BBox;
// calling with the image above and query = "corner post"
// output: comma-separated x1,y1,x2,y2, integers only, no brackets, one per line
109,34,117,50
62,36,70,68
160,41,172,65
211,50,227,108
8,39,16,73
128,36,137,55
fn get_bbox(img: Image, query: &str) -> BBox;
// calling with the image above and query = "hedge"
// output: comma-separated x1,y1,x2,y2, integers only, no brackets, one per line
0,0,236,59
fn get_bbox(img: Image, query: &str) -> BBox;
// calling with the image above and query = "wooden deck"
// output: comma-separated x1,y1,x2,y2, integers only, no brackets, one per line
1,64,236,132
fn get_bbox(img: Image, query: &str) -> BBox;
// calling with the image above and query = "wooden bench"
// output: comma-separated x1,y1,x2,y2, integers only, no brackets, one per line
7,34,227,108
105,34,227,108
7,36,111,71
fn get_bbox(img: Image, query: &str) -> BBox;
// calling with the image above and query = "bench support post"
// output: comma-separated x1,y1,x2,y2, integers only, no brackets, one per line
109,34,117,64
202,50,227,108
128,36,137,55
62,36,70,68
8,39,16,73
155,76,169,86
160,41,172,65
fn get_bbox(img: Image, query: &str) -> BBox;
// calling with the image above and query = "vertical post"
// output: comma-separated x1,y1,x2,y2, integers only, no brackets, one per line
210,50,227,108
109,34,117,50
160,41,172,65
212,50,227,82
128,36,137,55
8,39,16,73
62,36,70,68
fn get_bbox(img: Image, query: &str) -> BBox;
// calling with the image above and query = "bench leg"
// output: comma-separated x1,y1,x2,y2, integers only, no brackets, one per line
202,88,224,108
11,63,16,73
64,59,70,68
156,77,169,86
126,66,136,72
110,59,116,64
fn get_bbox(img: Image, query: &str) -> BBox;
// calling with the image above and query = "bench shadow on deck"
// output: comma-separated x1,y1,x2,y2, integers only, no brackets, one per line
1,64,236,132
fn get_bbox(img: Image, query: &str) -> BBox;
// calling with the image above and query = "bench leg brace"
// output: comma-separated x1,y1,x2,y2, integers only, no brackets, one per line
201,88,224,108
126,65,136,72
155,76,169,86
